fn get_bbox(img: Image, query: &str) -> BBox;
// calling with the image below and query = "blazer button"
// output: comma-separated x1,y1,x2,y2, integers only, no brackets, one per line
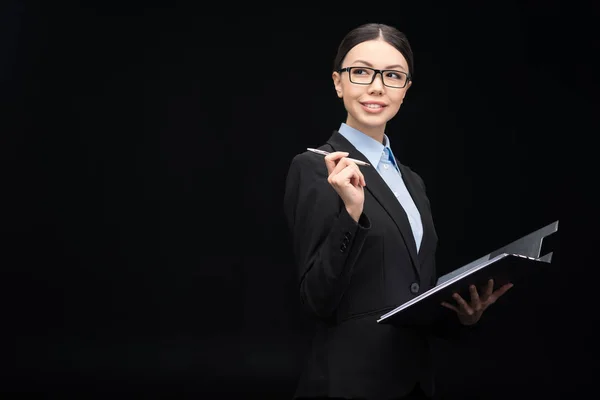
340,243,348,252
410,282,420,294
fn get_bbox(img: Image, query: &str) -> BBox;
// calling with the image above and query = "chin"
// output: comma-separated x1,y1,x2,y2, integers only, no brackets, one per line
359,115,390,127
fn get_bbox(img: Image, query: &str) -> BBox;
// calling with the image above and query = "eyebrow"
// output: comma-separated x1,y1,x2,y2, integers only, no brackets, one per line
351,59,407,72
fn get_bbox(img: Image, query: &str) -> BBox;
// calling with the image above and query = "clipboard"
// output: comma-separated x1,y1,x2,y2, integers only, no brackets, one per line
377,220,559,325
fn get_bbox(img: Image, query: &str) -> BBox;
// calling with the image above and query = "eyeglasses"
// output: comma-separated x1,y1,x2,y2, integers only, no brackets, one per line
337,66,411,88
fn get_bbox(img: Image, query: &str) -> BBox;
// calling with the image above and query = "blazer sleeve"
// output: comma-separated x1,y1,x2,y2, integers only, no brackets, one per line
283,153,371,319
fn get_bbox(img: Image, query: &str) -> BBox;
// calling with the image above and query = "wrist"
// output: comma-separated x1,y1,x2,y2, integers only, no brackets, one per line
345,205,363,223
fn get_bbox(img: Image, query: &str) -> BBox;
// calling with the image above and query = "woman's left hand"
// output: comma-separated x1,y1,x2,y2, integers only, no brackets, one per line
441,279,514,326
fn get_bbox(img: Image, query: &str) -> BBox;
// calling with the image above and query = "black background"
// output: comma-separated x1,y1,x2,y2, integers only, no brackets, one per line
2,1,598,399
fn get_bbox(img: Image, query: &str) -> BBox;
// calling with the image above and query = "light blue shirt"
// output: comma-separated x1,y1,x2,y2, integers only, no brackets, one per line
338,123,423,251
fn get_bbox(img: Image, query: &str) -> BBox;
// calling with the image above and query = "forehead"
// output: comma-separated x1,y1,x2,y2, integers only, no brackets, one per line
343,39,408,70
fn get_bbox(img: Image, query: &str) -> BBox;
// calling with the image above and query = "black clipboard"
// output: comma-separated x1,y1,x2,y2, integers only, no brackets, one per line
377,220,559,326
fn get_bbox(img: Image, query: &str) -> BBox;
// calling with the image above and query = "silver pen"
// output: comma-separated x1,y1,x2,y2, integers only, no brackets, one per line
306,148,371,167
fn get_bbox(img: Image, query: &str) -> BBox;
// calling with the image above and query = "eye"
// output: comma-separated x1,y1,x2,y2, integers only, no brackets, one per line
352,68,369,75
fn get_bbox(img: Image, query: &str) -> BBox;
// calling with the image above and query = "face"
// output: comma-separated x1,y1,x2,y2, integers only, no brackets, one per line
332,39,411,140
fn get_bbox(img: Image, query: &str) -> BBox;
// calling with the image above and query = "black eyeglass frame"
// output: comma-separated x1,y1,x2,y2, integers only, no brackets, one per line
337,66,412,88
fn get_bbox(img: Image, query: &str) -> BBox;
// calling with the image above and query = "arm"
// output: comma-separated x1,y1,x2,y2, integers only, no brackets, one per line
283,154,371,319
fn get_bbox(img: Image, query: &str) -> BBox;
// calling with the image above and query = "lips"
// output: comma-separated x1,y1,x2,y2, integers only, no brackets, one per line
360,102,387,113
361,103,385,109
360,101,387,108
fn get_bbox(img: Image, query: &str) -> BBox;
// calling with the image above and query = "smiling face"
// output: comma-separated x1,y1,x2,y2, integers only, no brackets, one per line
332,39,412,142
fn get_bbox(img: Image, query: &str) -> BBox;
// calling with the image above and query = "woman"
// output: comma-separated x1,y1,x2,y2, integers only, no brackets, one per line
283,23,512,400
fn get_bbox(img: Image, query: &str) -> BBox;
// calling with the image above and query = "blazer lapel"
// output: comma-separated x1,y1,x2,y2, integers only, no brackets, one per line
398,163,436,268
326,131,421,275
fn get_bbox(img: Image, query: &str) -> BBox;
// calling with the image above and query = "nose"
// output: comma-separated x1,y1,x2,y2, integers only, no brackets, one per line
368,72,385,95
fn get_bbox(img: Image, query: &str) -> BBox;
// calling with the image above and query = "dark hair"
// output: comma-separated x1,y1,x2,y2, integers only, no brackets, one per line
332,23,414,79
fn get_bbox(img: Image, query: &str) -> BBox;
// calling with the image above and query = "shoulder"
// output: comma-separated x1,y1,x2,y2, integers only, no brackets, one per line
287,144,335,177
398,162,427,191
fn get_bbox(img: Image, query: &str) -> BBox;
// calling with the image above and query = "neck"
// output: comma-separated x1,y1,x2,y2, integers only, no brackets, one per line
364,129,385,144
345,120,386,144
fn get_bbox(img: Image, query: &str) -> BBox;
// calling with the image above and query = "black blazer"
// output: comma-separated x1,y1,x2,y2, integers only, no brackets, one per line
284,130,466,399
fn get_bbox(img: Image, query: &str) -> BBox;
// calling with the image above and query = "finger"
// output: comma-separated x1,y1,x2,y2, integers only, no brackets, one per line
352,170,363,187
330,160,359,183
469,285,482,311
340,160,366,186
348,168,360,187
488,283,514,304
347,162,365,187
335,164,362,187
452,293,474,315
441,302,460,313
324,152,349,175
357,167,366,187
324,151,350,161
485,279,494,298
330,157,353,178
324,152,349,174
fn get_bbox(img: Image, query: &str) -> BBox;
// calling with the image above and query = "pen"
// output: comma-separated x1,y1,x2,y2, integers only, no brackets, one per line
306,148,371,167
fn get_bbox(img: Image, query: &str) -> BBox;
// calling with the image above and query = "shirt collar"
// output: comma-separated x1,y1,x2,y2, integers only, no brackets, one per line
338,123,397,169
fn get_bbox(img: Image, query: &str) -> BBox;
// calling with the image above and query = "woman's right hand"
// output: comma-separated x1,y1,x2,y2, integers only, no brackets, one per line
324,152,366,222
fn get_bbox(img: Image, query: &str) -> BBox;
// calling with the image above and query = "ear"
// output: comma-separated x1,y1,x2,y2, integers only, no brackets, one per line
400,80,412,105
332,71,343,98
